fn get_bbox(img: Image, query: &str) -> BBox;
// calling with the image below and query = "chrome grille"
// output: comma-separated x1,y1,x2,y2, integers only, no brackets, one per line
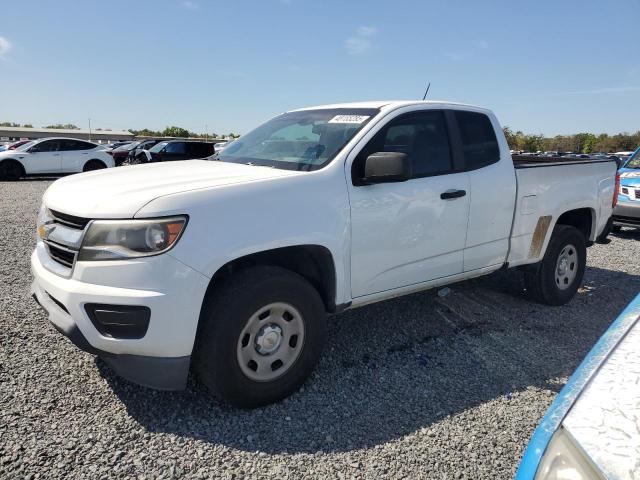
49,209,90,229
43,210,90,270
45,242,76,268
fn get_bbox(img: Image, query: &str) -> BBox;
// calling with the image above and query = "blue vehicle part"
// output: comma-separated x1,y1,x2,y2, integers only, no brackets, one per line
515,293,640,479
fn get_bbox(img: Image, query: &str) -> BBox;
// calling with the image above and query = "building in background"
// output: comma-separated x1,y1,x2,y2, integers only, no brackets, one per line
0,126,134,144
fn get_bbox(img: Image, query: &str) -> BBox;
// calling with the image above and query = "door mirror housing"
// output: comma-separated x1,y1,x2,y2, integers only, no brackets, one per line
362,152,411,184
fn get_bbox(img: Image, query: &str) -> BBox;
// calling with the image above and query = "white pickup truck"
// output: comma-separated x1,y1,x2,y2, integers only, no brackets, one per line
31,101,618,407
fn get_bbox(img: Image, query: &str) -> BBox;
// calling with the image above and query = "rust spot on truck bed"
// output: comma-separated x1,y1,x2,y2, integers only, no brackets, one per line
529,215,552,258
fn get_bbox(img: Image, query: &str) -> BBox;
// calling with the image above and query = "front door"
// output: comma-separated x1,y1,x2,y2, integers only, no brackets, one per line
348,110,471,298
26,139,62,174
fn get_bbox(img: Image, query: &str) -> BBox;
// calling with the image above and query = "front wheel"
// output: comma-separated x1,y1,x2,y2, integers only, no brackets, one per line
524,225,586,306
194,266,327,408
0,160,24,180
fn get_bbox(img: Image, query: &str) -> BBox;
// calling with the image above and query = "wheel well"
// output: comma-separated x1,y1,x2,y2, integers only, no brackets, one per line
555,208,594,240
84,159,106,169
208,245,337,312
0,159,25,174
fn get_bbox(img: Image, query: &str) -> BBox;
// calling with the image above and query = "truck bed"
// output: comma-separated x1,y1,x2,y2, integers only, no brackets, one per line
507,157,616,267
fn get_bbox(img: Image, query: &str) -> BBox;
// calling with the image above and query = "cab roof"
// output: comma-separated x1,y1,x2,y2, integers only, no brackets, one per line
289,100,492,114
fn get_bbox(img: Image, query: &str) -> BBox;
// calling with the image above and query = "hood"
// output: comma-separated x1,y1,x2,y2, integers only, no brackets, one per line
0,148,26,157
43,160,300,217
619,168,640,187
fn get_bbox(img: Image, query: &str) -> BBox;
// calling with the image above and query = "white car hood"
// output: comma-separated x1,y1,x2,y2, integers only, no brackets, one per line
43,160,300,217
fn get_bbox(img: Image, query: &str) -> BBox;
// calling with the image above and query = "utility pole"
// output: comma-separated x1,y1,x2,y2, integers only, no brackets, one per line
88,118,92,142
205,124,208,142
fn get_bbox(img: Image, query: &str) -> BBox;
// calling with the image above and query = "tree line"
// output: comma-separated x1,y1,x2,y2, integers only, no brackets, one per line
128,126,239,139
503,127,640,153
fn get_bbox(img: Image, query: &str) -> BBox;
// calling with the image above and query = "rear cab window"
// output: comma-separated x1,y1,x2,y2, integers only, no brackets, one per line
454,111,500,170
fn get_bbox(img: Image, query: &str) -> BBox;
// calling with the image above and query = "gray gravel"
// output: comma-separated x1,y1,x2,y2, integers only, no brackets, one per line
2,179,639,479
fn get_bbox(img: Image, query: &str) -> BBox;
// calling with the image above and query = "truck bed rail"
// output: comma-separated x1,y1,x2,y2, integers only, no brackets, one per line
512,155,615,169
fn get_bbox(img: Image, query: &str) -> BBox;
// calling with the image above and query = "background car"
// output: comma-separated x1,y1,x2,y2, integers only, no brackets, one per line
109,141,142,166
612,147,640,232
214,141,230,153
100,141,132,150
127,139,164,163
145,140,215,162
7,140,32,150
516,292,640,480
0,137,114,180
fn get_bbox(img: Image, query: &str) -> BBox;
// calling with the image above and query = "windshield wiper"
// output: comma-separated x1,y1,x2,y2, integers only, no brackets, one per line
246,161,275,168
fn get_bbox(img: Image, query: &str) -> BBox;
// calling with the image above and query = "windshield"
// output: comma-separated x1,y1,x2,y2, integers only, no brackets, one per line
150,141,169,153
624,149,640,169
217,108,379,171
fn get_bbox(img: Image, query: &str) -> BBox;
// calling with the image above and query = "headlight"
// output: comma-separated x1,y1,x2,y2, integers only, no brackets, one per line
78,216,187,261
535,427,603,480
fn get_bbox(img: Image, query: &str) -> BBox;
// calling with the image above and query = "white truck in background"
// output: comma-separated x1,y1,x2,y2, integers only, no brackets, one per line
31,101,617,407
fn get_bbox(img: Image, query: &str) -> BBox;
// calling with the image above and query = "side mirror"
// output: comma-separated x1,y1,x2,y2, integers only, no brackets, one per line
362,152,411,184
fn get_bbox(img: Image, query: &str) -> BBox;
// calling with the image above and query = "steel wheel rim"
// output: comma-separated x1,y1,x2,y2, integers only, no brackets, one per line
555,243,578,290
236,302,305,382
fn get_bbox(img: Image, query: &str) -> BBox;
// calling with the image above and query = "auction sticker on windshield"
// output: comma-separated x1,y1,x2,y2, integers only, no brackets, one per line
328,115,370,124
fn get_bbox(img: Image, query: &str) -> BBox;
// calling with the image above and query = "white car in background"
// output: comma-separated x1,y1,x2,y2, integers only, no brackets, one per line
213,141,230,153
0,137,114,180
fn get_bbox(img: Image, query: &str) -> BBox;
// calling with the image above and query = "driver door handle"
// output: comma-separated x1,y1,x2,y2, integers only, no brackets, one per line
440,189,466,200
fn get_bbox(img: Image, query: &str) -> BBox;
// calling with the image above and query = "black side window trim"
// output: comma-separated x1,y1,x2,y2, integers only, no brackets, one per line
450,110,501,172
352,109,463,186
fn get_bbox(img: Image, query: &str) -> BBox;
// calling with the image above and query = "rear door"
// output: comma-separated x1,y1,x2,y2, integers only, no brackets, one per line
25,139,62,174
189,142,214,159
453,110,517,272
59,139,97,172
162,141,188,161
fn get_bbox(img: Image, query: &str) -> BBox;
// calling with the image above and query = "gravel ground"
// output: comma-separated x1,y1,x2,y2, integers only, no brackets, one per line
1,179,639,479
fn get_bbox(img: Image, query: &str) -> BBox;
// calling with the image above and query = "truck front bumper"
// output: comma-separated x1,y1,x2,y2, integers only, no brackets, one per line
30,244,210,390
612,196,640,228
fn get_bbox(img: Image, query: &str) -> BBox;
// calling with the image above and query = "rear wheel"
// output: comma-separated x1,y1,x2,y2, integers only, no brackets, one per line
194,265,327,408
524,225,586,306
83,160,106,172
0,160,24,180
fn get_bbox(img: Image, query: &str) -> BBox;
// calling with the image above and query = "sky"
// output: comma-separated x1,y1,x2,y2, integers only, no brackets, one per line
0,0,638,136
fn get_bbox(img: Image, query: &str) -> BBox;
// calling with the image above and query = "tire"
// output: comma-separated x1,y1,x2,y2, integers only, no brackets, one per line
193,265,327,408
83,160,106,172
611,225,622,233
0,160,24,180
524,225,586,306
